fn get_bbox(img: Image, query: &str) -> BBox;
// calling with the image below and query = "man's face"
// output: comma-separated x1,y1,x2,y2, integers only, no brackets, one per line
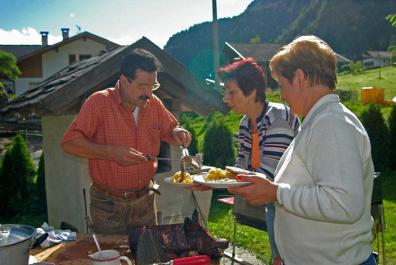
120,69,159,108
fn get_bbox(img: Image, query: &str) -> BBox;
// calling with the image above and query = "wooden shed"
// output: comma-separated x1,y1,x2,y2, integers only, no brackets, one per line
2,37,228,232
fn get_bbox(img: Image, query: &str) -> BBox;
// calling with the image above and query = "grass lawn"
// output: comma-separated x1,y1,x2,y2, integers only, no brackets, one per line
338,66,396,100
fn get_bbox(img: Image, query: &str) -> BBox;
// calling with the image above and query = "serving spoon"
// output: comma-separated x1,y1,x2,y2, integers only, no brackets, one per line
92,233,104,259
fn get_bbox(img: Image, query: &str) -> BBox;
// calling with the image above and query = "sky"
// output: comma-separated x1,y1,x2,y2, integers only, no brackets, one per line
0,0,253,48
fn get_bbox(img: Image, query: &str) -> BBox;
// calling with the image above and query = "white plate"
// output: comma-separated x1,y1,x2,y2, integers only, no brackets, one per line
163,177,196,187
192,174,251,189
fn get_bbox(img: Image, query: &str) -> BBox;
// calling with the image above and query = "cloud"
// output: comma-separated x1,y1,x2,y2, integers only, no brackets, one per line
0,27,62,45
108,35,140,46
69,13,75,19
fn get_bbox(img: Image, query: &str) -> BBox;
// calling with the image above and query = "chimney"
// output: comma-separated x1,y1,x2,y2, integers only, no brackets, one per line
61,28,70,40
40,31,49,46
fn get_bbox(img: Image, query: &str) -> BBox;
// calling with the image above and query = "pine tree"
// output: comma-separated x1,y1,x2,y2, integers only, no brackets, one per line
388,104,396,170
203,119,235,168
0,134,36,219
34,152,47,215
361,105,389,172
183,122,199,155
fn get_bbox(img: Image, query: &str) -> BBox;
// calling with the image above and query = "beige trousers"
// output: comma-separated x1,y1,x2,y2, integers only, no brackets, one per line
90,185,157,234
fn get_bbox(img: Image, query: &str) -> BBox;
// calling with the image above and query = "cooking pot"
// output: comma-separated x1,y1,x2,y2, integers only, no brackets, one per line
0,224,36,265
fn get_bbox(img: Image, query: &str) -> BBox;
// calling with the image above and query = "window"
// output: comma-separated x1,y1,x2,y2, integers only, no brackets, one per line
69,54,92,64
69,54,76,64
79,54,92,61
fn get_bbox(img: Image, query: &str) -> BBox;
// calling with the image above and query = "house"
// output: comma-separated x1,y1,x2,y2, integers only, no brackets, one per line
0,29,120,95
362,51,392,69
223,42,352,88
1,37,228,232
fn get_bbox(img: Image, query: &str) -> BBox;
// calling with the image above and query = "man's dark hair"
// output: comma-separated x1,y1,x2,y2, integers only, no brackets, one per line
120,48,161,80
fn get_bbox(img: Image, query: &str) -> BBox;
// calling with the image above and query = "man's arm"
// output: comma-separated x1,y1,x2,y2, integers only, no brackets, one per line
61,138,148,166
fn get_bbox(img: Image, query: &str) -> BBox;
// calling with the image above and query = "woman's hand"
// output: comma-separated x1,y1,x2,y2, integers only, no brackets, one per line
228,173,278,205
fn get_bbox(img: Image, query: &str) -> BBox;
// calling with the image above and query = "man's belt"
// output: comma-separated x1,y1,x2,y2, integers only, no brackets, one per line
93,182,159,199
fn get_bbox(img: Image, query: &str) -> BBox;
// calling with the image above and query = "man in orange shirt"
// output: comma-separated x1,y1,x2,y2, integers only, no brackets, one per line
61,49,191,234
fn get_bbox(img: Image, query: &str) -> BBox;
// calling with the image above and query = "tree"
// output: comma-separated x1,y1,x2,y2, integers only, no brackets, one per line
33,152,47,216
388,45,396,64
386,13,396,27
0,134,36,219
182,122,199,156
388,104,396,170
249,35,262,44
203,119,235,168
0,50,21,88
360,105,389,172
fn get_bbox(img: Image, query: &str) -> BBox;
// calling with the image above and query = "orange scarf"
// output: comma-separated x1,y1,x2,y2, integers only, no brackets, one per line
251,130,260,170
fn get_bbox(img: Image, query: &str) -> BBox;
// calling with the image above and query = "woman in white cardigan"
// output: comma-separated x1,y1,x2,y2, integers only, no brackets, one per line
229,35,376,265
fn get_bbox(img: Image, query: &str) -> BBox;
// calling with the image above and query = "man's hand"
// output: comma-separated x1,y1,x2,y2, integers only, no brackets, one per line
111,146,149,166
228,173,278,205
61,138,149,167
172,126,192,147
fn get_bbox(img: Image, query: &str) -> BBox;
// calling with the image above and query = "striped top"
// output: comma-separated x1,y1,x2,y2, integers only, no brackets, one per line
236,101,300,180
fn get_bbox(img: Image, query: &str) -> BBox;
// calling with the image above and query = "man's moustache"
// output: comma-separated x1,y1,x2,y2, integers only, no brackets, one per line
139,95,150,101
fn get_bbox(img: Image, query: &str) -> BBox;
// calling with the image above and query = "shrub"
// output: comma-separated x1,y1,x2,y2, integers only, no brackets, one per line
361,104,389,171
388,104,396,170
203,119,235,168
341,62,364,75
0,134,36,219
182,122,199,155
33,152,47,215
335,88,358,102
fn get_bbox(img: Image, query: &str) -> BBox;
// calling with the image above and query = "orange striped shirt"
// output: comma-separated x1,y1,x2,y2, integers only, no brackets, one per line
61,83,178,190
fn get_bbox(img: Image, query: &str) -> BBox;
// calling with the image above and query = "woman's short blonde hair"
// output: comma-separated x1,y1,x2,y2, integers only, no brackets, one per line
269,35,337,89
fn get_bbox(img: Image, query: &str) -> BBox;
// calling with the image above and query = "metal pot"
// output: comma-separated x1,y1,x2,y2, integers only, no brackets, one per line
0,224,35,265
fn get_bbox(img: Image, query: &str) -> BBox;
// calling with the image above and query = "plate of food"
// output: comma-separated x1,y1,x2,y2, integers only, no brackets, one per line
192,167,252,189
164,171,200,187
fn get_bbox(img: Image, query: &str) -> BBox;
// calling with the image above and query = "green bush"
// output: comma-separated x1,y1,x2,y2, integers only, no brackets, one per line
341,62,364,75
32,152,47,216
388,104,396,170
203,119,235,168
0,134,36,219
335,88,358,102
361,104,389,171
182,122,199,156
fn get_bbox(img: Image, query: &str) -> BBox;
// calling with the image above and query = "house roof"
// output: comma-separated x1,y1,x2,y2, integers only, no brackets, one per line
16,31,120,62
362,51,392,59
1,37,228,117
0,45,42,58
224,42,283,62
224,42,351,64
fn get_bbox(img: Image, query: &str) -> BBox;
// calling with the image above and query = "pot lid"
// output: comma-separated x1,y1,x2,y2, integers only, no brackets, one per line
0,224,35,247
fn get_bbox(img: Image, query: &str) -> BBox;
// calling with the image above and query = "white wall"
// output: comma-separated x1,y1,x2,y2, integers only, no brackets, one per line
14,77,42,96
42,115,91,232
362,57,390,69
15,38,109,96
42,39,108,78
43,115,212,232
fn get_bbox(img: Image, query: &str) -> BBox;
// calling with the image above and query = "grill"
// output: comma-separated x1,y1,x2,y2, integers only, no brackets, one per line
233,196,267,231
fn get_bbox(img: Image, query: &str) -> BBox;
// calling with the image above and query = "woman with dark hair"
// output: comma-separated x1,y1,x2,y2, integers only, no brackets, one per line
218,58,300,264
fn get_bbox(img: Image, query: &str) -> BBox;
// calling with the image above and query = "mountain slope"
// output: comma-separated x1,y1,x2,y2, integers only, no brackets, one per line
164,0,396,79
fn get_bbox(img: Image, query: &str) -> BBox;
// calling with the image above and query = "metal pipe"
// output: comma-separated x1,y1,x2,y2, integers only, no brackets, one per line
212,0,220,90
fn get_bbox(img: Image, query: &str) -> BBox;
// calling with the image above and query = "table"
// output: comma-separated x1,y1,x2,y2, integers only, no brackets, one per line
30,234,225,265
30,234,130,265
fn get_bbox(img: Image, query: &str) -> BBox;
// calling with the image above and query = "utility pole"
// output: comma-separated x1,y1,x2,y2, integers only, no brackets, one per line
212,0,220,90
